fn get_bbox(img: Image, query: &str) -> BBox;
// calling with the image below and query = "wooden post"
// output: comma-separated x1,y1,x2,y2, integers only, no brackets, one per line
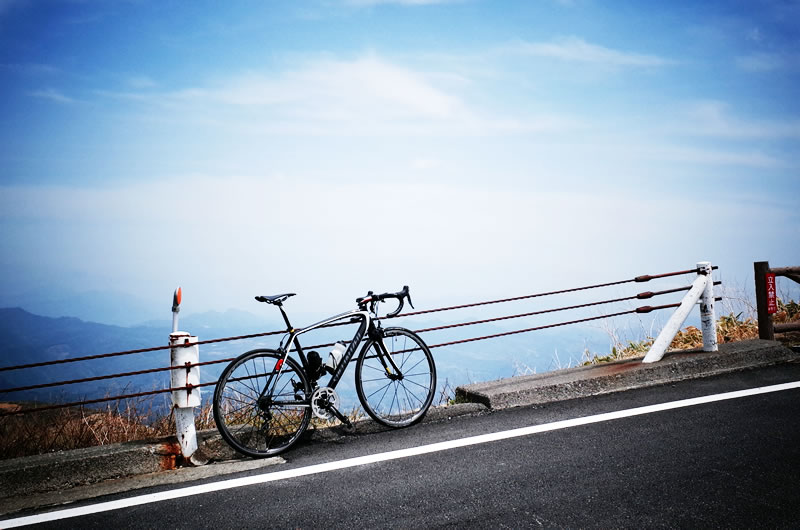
771,266,800,285
754,261,774,340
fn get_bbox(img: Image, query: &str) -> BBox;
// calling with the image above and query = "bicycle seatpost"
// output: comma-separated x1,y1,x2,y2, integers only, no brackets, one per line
277,304,293,331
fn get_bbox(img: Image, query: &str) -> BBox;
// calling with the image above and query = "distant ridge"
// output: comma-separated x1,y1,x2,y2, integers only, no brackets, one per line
0,307,284,403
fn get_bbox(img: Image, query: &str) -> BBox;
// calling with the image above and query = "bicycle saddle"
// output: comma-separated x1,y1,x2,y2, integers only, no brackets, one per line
255,293,296,305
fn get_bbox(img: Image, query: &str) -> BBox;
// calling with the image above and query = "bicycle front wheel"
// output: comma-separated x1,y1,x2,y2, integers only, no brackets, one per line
213,349,311,457
355,327,436,428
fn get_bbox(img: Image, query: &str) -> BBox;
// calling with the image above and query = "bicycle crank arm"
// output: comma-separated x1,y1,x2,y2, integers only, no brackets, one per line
325,404,353,428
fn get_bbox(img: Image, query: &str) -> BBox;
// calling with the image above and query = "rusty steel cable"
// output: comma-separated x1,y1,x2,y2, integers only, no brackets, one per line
0,357,244,395
0,267,722,414
208,281,722,354
0,365,176,395
412,284,719,335
425,302,682,350
0,330,286,373
0,266,714,374
7,284,723,395
0,381,219,418
1,299,703,417
0,283,722,394
382,266,715,319
292,283,721,351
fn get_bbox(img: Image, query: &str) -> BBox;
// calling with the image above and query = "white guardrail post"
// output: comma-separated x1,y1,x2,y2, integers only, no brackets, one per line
169,287,201,462
698,262,718,353
643,261,717,363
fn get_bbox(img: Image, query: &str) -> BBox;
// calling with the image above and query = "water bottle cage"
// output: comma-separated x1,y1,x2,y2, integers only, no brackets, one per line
306,350,325,381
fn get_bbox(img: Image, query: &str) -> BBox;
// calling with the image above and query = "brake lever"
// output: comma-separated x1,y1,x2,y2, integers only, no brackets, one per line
403,285,414,309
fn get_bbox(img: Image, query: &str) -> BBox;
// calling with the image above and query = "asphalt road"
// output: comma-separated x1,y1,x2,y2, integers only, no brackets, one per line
10,362,800,529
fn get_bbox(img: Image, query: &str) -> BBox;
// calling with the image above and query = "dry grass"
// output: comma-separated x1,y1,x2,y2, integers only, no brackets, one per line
0,397,217,460
436,379,457,406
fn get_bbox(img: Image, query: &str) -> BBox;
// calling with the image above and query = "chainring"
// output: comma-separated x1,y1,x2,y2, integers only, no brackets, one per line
311,386,339,420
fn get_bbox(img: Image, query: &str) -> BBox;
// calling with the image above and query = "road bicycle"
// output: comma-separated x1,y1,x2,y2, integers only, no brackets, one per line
212,286,437,457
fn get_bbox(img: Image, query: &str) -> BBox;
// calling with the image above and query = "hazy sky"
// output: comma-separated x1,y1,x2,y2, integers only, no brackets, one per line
1,0,798,324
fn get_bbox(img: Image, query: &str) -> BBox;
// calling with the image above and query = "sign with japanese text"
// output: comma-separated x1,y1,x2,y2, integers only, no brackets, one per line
766,273,777,314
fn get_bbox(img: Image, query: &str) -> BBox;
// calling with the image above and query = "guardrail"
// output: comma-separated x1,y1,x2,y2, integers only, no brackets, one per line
754,261,800,340
643,261,718,363
0,263,723,457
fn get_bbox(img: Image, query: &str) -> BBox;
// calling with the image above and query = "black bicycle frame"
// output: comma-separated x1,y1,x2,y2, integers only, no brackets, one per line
279,308,402,389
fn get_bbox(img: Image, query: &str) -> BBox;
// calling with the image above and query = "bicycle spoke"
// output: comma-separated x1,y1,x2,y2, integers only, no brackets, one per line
366,379,392,401
402,377,432,392
360,374,396,383
375,381,394,412
405,354,425,370
241,362,260,396
268,412,292,437
219,400,250,416
401,385,415,412
401,383,424,406
387,383,399,417
363,362,387,374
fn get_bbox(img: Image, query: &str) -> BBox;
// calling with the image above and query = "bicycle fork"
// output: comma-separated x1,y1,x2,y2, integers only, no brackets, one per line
370,326,404,380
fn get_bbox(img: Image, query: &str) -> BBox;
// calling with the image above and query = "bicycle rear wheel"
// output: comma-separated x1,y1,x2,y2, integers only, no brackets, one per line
355,327,436,428
213,349,311,457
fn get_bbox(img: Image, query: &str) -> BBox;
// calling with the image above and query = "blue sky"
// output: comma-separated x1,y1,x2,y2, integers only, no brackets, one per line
1,0,798,324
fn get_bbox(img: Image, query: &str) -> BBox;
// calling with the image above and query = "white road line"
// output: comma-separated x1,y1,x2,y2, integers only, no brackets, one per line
4,380,799,528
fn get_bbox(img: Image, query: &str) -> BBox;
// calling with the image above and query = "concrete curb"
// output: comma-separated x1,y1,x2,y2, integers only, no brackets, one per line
0,429,235,501
455,339,798,409
0,450,284,517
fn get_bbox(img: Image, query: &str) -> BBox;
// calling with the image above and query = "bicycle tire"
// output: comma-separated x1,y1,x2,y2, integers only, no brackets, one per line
355,327,436,428
213,349,311,457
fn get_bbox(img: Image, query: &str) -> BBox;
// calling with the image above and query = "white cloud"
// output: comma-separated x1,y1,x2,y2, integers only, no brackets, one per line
681,100,800,139
210,56,462,119
736,52,783,72
0,62,59,75
411,157,443,170
736,51,800,72
29,88,75,104
127,76,158,89
652,145,782,168
510,37,674,67
107,54,580,138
